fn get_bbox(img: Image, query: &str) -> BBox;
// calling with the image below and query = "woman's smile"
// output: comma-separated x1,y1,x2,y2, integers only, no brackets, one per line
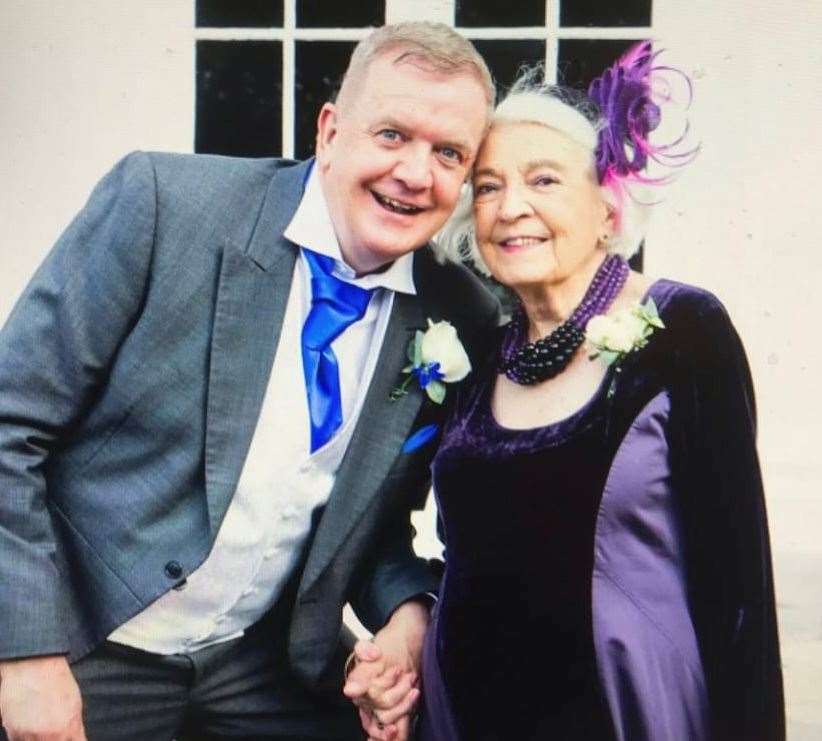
497,234,551,251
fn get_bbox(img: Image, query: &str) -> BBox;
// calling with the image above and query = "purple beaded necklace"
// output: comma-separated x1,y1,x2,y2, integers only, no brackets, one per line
500,254,629,385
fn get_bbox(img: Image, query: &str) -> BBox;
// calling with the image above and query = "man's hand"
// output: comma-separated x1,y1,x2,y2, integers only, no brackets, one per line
343,600,430,741
0,655,86,741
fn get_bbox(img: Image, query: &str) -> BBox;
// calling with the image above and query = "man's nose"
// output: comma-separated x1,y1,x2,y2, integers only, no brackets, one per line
393,145,434,190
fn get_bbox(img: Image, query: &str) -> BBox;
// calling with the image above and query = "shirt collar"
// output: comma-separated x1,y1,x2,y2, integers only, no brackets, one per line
283,163,417,295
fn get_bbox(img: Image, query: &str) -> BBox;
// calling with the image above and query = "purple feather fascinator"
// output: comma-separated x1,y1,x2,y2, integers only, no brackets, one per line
588,40,697,188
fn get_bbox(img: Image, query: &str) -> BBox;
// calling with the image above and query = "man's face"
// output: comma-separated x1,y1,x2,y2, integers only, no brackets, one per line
315,54,489,273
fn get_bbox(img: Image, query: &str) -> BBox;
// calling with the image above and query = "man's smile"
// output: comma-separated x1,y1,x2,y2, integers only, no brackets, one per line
371,190,427,215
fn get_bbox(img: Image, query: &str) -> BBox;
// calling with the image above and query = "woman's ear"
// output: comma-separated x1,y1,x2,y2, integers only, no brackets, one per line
600,197,618,242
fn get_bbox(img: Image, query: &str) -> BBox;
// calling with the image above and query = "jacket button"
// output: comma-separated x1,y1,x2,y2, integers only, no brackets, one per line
164,560,183,580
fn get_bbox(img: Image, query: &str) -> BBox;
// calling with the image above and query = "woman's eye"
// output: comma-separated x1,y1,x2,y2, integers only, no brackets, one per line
474,183,497,196
534,175,557,187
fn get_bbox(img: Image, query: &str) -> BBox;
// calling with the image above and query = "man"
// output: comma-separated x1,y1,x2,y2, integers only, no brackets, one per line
0,22,497,741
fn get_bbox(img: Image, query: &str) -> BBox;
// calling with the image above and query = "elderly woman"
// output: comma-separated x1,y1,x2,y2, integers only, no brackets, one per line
412,43,784,741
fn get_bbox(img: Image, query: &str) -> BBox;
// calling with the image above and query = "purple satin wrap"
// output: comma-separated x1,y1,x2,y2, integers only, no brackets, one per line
593,391,708,740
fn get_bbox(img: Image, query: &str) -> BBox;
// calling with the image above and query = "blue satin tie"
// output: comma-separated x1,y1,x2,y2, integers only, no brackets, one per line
301,250,373,452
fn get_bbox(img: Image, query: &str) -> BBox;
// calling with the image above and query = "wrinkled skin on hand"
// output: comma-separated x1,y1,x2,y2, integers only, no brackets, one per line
344,600,430,741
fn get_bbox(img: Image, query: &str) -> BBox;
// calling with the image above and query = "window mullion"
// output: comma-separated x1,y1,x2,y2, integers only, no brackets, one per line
283,0,296,158
544,0,560,82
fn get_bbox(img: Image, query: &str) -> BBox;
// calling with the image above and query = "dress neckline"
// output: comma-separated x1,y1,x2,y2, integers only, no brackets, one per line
486,279,663,437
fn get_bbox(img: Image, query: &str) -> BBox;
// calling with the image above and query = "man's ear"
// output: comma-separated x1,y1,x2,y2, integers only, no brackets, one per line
315,102,339,165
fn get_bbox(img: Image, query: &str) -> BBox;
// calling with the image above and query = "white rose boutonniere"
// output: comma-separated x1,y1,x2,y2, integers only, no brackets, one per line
586,297,665,367
391,319,472,404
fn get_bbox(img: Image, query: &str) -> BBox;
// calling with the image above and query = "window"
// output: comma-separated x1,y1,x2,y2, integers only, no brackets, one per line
194,0,652,268
197,0,283,28
195,1,654,154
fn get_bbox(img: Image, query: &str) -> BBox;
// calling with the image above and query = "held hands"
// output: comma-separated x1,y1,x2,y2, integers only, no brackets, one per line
0,655,86,740
343,600,430,741
345,641,418,741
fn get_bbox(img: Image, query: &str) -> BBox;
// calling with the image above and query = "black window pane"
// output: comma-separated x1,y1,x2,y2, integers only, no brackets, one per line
297,0,383,28
196,41,282,157
196,0,283,28
456,0,545,27
472,40,545,98
561,0,651,27
557,38,639,91
294,41,356,159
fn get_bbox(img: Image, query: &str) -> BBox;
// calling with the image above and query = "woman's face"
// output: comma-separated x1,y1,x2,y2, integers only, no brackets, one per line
472,121,612,293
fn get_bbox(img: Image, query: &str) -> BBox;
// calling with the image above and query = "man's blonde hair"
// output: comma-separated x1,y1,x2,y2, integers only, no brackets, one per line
336,22,495,116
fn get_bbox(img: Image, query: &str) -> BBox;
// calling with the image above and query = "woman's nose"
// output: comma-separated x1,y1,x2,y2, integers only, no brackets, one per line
498,184,533,221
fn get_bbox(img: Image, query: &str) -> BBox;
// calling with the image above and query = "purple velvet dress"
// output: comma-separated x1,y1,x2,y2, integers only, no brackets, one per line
419,281,713,740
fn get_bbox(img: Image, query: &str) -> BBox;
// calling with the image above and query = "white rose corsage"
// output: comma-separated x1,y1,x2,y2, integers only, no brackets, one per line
586,297,665,367
393,320,471,453
391,319,471,404
390,319,472,404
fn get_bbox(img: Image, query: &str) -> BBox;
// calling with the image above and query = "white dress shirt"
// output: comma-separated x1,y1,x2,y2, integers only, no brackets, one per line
109,165,416,654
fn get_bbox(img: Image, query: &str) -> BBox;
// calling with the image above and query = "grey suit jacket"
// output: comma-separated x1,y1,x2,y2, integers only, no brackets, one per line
0,152,499,689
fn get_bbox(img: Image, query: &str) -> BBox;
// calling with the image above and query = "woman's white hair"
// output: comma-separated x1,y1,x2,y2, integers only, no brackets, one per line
433,68,653,275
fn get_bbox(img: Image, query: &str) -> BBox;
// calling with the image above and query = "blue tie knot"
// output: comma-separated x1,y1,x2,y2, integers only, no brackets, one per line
301,249,374,451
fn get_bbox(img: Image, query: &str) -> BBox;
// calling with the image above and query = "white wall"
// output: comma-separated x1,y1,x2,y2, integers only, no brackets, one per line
0,0,194,319
649,5,822,737
1,1,820,736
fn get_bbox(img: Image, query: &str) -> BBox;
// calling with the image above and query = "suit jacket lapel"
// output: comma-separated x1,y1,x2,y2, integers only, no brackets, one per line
300,290,426,591
204,160,310,533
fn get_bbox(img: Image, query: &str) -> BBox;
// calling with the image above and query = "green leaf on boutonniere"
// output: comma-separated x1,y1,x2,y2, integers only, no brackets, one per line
599,349,621,367
426,380,446,404
413,330,424,367
639,297,665,329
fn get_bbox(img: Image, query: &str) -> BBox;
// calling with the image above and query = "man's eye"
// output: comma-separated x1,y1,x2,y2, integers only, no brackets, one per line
377,129,402,143
474,182,497,196
533,175,557,187
439,147,462,163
